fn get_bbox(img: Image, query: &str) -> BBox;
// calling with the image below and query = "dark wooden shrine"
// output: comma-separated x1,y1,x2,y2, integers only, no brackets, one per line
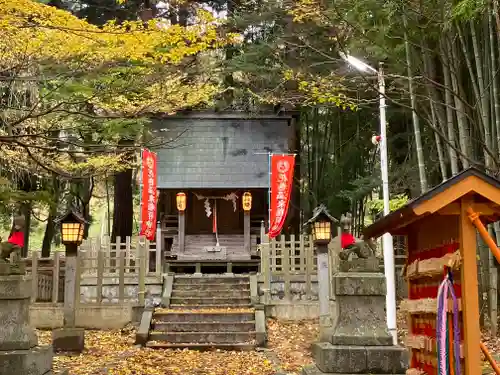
151,111,299,267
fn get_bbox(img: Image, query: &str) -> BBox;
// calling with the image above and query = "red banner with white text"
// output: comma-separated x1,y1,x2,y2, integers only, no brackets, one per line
140,149,158,241
268,154,295,239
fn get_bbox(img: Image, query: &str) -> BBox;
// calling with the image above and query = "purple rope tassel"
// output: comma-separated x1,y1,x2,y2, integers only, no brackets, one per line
447,278,461,375
436,279,446,375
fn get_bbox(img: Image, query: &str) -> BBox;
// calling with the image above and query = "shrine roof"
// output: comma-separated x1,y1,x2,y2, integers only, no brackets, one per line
150,112,295,189
363,167,500,238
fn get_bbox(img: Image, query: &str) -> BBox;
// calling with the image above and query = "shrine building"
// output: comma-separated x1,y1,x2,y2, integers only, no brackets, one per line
152,112,299,272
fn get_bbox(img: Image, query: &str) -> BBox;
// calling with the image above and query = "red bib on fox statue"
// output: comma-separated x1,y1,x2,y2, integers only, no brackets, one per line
341,232,356,249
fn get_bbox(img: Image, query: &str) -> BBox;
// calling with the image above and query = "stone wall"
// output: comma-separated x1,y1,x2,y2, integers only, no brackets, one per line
262,280,319,301
79,277,162,305
30,304,140,330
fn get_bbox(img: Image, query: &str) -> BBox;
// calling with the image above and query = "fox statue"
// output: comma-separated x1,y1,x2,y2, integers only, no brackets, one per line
0,214,25,262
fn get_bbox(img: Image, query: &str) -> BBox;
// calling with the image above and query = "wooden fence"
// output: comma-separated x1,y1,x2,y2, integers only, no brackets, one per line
24,233,407,305
259,230,408,302
25,236,162,305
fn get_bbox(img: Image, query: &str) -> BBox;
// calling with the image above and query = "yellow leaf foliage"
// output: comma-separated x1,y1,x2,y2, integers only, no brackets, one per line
0,0,237,67
0,0,240,176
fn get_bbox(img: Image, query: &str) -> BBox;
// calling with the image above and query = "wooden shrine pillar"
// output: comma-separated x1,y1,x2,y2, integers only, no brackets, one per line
176,192,186,253
178,211,185,253
460,197,482,375
244,210,251,254
242,192,252,254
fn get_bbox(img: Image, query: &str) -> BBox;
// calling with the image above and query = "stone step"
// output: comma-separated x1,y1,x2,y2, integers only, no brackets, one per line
171,289,250,298
145,342,255,351
173,283,250,291
174,276,250,285
149,331,256,344
153,312,255,323
170,297,252,305
152,321,256,332
169,304,253,309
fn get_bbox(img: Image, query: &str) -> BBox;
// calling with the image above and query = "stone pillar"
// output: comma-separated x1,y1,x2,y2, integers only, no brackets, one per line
316,244,332,341
52,247,84,353
0,268,67,375
302,257,408,375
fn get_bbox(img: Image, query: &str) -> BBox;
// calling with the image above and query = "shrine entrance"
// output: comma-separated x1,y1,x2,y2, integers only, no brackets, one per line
186,190,243,235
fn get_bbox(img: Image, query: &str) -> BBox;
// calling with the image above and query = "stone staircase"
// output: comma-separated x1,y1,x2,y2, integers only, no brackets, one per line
137,274,265,350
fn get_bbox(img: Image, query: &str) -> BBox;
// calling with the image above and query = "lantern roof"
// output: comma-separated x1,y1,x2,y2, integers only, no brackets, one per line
303,204,339,229
55,209,88,225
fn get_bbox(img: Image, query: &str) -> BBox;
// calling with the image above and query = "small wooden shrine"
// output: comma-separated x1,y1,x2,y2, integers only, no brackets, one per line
364,167,500,375
151,111,299,263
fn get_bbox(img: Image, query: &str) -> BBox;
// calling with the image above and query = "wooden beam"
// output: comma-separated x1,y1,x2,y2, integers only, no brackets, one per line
460,197,482,375
437,202,500,216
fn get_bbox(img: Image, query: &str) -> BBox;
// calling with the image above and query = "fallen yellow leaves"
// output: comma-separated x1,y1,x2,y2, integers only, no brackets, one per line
37,329,274,375
266,318,319,373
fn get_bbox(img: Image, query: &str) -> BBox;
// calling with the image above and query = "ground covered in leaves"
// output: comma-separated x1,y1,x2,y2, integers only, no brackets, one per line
37,312,500,375
37,330,275,375
36,318,320,375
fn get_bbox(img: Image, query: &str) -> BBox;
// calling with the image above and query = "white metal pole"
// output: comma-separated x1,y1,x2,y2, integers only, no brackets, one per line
379,62,397,345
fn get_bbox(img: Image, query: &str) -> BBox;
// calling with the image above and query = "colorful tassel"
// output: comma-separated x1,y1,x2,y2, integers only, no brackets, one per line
436,270,461,375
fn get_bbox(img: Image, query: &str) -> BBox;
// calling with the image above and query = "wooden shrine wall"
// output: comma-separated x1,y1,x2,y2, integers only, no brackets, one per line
402,213,464,375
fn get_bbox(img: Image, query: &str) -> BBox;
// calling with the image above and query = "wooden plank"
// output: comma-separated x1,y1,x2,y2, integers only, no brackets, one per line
261,223,271,304
290,234,296,273
52,251,60,303
144,237,151,275
155,238,162,276
282,235,291,301
138,240,146,306
96,237,104,304
118,248,125,302
113,236,120,272
125,236,131,273
460,197,482,375
31,251,38,303
303,235,312,299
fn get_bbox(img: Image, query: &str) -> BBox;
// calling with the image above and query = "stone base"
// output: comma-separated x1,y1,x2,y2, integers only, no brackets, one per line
330,327,393,346
0,345,53,375
52,328,85,353
312,342,408,374
301,364,405,375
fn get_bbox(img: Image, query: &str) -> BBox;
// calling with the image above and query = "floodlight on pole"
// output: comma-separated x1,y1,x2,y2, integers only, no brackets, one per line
340,51,397,345
339,52,377,73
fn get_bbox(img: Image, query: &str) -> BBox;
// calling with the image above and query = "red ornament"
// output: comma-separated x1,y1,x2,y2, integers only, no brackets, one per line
371,135,382,145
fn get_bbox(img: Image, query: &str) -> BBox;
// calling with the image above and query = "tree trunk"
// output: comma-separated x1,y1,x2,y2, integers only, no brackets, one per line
440,36,460,174
469,21,492,168
41,177,60,257
112,140,134,242
403,12,428,192
449,34,471,167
